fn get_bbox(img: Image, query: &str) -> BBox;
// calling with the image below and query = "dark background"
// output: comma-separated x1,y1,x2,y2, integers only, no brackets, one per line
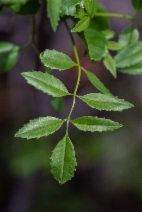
0,0,142,211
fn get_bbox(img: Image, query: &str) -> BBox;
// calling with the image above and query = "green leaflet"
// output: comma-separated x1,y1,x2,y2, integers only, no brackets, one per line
9,0,40,15
102,30,115,40
61,0,83,16
22,71,70,97
118,62,142,75
71,116,122,132
40,49,77,71
47,0,62,31
74,6,87,19
82,67,112,95
71,16,90,32
84,28,108,61
131,0,142,13
50,97,65,112
103,53,117,78
107,42,123,51
84,0,98,18
118,24,139,47
114,42,142,68
78,93,134,111
50,134,77,184
15,117,64,139
0,42,20,73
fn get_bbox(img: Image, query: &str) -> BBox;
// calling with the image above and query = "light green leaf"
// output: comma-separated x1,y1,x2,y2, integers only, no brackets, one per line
107,42,123,51
131,0,142,13
40,49,77,71
84,28,108,61
0,42,20,73
9,0,40,15
71,16,90,32
78,93,134,111
102,30,115,40
82,68,112,95
50,134,77,184
15,116,64,139
74,6,87,19
103,53,117,78
84,0,98,17
47,0,62,31
118,62,142,75
114,42,142,68
118,24,139,47
61,0,83,16
22,71,70,97
50,97,65,112
71,116,122,132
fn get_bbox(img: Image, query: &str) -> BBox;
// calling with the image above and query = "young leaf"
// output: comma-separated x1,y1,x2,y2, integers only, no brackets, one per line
9,0,40,15
82,68,112,95
84,0,98,18
71,116,122,132
0,42,20,73
50,134,77,184
47,0,62,31
78,93,134,111
107,42,123,51
103,53,117,78
40,49,77,71
74,5,87,19
114,42,142,68
118,24,139,47
22,71,70,97
102,30,115,40
84,28,108,61
71,16,90,32
118,62,142,75
15,117,64,139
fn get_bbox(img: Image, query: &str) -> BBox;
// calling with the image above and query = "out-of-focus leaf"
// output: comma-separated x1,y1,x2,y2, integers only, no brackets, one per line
71,16,90,32
79,93,134,111
114,42,142,68
0,42,20,73
71,116,122,132
15,116,64,139
40,49,77,71
102,30,115,40
22,71,70,97
50,134,77,184
118,24,139,47
107,42,123,51
118,62,142,75
131,0,142,13
61,0,83,16
84,0,98,17
82,68,112,95
9,0,40,15
103,53,117,78
50,97,65,112
47,0,62,31
84,28,107,61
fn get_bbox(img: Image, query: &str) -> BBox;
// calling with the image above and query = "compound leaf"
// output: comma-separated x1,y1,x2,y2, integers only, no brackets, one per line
79,93,134,111
103,53,117,78
71,116,122,132
118,62,142,75
22,71,70,97
114,42,142,68
50,134,77,184
118,24,139,47
15,116,64,139
40,50,77,71
0,42,20,73
84,28,108,61
71,16,90,32
82,68,112,95
47,0,62,31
